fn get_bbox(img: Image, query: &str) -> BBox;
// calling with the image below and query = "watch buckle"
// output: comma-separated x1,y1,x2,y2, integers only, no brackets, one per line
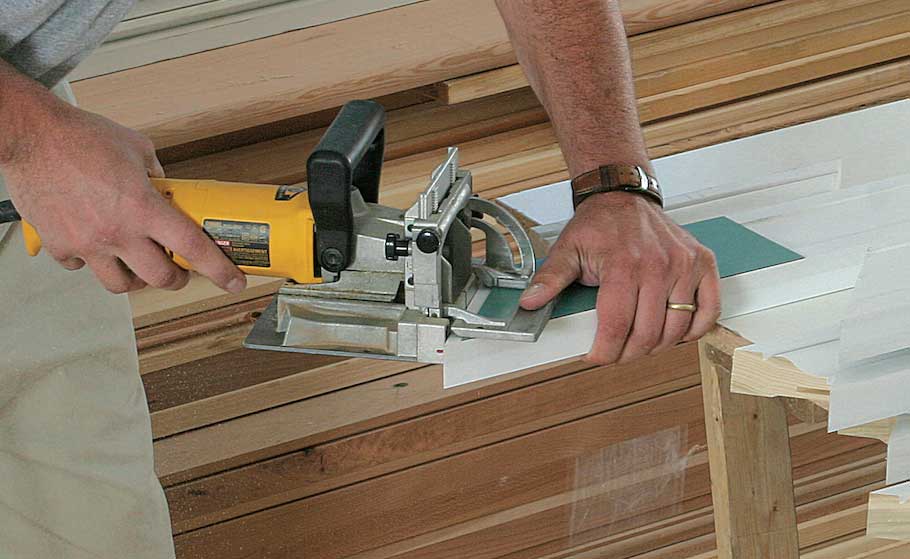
629,165,650,192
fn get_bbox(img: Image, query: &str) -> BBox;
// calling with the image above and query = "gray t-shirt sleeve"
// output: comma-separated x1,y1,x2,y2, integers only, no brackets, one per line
0,0,135,86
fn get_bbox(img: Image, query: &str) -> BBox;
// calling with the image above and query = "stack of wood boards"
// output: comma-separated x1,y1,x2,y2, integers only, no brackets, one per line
719,182,910,541
68,0,910,556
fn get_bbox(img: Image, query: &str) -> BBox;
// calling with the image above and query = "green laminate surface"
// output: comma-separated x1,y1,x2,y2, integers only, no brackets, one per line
478,216,802,320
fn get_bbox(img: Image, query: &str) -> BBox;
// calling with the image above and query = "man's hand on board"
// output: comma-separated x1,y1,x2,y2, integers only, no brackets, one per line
519,191,721,365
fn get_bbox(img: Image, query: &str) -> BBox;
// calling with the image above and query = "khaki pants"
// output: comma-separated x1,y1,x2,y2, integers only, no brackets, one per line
0,83,174,558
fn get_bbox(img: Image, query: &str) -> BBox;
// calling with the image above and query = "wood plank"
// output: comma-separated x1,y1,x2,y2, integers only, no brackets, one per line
618,0,779,36
172,386,708,558
156,88,431,166
387,436,880,559
170,407,883,558
142,348,342,413
163,349,879,538
699,329,800,558
138,320,254,375
164,88,547,184
638,30,910,123
345,470,712,559
636,4,910,98
485,57,910,200
645,57,910,154
152,356,423,439
628,0,878,72
630,0,903,77
587,481,878,559
802,536,910,558
794,450,886,504
72,0,514,149
437,65,529,106
168,0,859,184
730,346,831,404
542,492,870,559
868,483,910,541
494,503,718,559
155,355,593,484
136,296,268,351
71,0,426,79
136,295,271,374
154,345,698,483
437,0,902,105
130,273,281,328
73,0,759,149
165,344,699,532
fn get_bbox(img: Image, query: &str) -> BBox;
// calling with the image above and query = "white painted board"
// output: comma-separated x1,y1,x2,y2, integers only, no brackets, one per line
444,100,910,388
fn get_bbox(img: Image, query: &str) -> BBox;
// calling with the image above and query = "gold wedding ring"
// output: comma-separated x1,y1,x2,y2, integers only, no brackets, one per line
667,302,697,312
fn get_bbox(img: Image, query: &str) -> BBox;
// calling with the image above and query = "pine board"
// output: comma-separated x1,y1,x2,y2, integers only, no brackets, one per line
70,0,775,149
437,0,906,105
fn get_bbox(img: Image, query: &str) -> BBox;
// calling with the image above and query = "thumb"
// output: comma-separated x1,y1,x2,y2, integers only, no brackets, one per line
146,152,165,179
520,247,580,310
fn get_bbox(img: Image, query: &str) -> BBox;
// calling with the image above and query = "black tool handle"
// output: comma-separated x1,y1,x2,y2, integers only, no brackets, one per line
0,199,21,224
307,100,385,273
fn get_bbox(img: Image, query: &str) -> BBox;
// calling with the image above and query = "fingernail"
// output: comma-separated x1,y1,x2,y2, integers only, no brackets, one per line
227,276,246,294
520,283,545,301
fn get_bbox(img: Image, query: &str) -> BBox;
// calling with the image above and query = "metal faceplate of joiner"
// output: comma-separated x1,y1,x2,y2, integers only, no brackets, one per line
244,104,552,363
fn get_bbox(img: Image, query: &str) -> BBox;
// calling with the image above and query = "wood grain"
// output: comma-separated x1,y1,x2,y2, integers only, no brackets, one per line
619,0,779,35
438,0,904,105
72,0,784,150
130,273,281,329
162,349,881,541
143,348,341,413
165,88,547,185
170,392,884,558
173,386,708,558
152,356,422,439
155,356,596,484
867,487,910,541
637,29,910,123
699,330,800,558
166,345,699,532
72,0,514,149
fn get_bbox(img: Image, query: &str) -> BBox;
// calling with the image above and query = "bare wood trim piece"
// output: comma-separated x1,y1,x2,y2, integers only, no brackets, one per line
700,328,800,558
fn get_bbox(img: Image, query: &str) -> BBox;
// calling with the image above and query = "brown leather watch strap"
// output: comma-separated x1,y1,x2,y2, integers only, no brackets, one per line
571,164,663,208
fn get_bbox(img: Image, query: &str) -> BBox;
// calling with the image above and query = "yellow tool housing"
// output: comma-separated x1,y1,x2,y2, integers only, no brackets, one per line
23,178,322,285
157,178,322,284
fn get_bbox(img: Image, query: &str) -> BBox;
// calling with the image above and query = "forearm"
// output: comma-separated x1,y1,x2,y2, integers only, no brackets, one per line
495,0,651,178
0,59,59,167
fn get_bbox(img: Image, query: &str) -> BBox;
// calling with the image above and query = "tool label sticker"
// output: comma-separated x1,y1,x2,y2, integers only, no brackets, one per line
203,219,271,268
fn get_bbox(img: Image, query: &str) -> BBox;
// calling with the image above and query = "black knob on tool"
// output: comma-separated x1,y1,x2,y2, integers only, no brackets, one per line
322,248,345,270
385,233,409,261
416,229,440,254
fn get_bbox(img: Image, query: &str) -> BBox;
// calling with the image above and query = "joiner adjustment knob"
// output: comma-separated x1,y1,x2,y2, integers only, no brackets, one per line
385,233,409,261
416,230,440,253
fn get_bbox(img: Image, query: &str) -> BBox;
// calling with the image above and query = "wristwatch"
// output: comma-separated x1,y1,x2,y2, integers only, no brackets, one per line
571,164,663,208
